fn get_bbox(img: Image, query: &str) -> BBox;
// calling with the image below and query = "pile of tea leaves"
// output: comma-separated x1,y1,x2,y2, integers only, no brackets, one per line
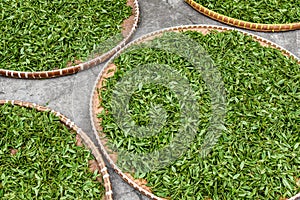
194,0,300,24
0,0,132,72
98,30,300,199
0,104,104,199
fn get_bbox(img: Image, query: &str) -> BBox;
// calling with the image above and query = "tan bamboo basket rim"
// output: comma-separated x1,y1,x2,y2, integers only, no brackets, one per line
0,99,113,200
90,25,300,200
185,0,300,32
0,0,139,79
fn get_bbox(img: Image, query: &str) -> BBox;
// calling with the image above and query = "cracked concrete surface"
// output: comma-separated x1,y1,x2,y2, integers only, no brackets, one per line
0,0,299,199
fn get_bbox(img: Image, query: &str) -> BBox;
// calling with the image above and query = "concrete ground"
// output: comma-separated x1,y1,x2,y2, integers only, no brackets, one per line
0,0,299,199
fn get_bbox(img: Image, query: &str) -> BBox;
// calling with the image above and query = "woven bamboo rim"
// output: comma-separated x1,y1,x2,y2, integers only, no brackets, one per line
90,25,300,200
0,0,139,79
185,0,300,32
0,100,113,200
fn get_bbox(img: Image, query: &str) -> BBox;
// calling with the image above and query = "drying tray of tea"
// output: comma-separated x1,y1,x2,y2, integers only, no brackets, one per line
185,0,300,32
91,25,300,200
0,0,139,78
0,100,113,199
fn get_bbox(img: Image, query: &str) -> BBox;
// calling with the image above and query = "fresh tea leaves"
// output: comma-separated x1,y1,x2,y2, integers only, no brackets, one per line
98,30,300,199
0,104,104,199
0,0,131,71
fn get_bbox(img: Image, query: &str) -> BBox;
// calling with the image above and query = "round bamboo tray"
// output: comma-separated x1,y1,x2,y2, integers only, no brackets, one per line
0,100,113,200
185,0,300,32
0,0,139,79
90,25,300,199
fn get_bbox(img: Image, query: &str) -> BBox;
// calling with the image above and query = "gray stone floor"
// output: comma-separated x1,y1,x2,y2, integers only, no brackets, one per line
0,0,299,199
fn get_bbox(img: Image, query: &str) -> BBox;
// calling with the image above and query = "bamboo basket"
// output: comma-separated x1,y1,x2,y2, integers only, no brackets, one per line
0,100,113,200
185,0,300,32
90,25,300,199
0,0,139,79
